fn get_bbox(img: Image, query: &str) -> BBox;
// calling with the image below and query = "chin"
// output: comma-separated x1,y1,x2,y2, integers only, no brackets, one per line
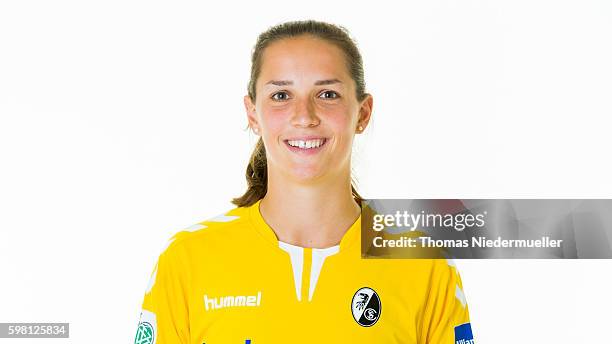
286,165,326,182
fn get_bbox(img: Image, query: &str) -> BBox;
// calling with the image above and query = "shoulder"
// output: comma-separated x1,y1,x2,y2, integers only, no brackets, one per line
159,205,254,258
379,256,458,277
415,258,462,285
379,258,462,298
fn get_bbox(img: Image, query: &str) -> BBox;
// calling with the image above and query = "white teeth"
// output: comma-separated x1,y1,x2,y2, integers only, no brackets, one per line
287,139,325,149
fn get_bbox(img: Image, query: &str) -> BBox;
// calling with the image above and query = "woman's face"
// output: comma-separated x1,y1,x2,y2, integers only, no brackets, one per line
245,35,372,183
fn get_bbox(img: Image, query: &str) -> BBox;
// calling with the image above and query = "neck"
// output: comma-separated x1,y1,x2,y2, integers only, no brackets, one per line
259,167,361,249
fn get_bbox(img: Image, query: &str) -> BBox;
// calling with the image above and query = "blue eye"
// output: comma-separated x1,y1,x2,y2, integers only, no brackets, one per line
319,90,339,99
271,91,290,101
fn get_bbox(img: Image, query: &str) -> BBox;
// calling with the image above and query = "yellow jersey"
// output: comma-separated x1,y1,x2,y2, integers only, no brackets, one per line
135,199,474,344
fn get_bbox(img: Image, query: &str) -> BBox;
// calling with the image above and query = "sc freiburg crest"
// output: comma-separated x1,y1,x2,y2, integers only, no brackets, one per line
351,287,381,327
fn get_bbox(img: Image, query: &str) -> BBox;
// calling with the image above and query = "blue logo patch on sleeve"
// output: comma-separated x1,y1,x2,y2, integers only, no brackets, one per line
454,323,474,344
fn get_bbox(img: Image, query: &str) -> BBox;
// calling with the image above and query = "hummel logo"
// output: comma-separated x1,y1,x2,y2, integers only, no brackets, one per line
204,291,262,311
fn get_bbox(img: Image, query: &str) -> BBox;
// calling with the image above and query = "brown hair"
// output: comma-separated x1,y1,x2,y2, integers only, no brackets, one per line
232,20,366,207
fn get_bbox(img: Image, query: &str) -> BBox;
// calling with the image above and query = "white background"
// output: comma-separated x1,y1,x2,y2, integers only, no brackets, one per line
1,1,611,343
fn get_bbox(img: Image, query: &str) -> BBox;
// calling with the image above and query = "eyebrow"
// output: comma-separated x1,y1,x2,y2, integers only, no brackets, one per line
265,79,342,86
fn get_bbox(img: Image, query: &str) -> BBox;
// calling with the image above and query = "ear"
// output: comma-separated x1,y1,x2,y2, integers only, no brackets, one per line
243,95,259,132
356,93,373,133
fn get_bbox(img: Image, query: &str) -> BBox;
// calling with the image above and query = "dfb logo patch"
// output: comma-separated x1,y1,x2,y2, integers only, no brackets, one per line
135,310,157,344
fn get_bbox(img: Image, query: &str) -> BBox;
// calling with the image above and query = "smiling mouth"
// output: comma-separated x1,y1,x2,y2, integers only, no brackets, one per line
284,138,328,150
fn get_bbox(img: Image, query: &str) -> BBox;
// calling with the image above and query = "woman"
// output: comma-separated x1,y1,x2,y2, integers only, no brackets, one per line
135,20,473,344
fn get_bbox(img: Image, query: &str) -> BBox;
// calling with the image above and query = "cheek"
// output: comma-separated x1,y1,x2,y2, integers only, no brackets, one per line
258,105,287,132
324,107,357,137
329,112,353,129
256,106,291,154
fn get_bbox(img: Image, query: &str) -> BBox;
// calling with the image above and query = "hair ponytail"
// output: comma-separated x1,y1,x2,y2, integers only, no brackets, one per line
232,138,268,207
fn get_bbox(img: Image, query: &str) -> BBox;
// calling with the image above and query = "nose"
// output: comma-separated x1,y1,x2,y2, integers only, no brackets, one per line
290,97,320,128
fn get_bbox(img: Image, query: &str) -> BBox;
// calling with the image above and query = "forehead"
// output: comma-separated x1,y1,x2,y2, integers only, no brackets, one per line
258,35,351,84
